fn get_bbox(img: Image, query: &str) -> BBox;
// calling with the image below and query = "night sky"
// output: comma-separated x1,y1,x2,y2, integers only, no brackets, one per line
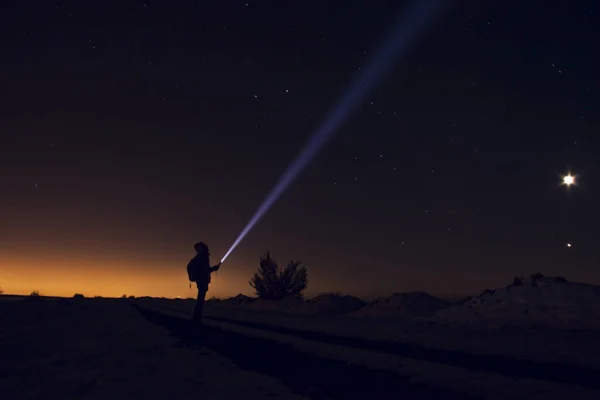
1,0,598,299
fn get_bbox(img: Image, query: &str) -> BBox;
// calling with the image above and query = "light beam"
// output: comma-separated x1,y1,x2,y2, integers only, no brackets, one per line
221,0,447,263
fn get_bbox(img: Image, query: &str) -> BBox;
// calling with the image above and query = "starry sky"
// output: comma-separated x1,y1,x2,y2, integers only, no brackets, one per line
1,0,599,299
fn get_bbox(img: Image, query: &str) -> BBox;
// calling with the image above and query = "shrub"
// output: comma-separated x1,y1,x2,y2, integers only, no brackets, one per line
24,290,42,302
512,276,524,286
249,251,308,300
73,293,85,299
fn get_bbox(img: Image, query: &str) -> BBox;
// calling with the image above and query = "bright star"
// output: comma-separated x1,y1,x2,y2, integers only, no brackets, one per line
562,174,575,186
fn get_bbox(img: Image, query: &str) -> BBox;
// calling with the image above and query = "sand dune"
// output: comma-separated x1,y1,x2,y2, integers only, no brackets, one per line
434,273,600,328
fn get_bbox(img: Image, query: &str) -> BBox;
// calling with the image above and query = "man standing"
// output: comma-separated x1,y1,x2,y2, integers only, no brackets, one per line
187,242,221,324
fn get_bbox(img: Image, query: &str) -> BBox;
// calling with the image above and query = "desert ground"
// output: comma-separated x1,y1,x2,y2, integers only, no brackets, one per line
2,274,600,399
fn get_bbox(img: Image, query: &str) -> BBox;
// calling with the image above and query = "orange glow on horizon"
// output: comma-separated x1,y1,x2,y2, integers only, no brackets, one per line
0,255,254,299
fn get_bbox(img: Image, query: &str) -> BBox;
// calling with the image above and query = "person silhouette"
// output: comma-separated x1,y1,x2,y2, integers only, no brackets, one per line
187,242,221,324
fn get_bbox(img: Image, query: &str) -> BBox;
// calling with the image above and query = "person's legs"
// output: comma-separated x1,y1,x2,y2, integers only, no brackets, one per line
193,284,208,323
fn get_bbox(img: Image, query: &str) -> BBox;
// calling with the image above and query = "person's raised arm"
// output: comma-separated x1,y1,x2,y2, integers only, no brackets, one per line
209,262,221,272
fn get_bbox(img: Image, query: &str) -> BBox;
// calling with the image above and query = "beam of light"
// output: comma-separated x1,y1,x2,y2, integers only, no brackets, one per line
221,0,447,263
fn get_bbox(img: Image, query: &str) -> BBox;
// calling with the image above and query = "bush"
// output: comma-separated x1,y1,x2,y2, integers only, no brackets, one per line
24,290,42,302
512,276,524,286
73,293,85,299
249,251,308,300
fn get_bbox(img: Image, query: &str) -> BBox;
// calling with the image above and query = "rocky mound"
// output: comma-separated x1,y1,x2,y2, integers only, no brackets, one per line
305,293,366,315
221,293,256,306
433,273,600,328
354,291,451,318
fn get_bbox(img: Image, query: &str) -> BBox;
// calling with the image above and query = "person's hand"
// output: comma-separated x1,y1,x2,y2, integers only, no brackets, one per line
216,262,222,271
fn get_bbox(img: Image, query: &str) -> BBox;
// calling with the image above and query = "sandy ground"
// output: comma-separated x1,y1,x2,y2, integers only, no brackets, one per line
1,297,472,399
136,298,600,399
3,296,600,399
145,299,600,368
0,298,302,400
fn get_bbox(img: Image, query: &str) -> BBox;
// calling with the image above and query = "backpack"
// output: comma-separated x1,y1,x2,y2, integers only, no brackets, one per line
187,259,198,282
187,256,210,283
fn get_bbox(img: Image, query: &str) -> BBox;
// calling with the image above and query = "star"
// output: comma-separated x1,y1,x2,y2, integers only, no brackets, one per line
562,174,575,186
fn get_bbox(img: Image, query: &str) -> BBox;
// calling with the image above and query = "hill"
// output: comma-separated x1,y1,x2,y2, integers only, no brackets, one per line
433,273,600,328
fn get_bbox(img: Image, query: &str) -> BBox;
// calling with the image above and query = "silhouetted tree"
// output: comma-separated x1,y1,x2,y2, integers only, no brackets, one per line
30,290,40,297
249,252,308,300
73,293,85,300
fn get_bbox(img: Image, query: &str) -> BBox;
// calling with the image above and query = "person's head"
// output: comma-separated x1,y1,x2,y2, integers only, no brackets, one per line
194,242,209,256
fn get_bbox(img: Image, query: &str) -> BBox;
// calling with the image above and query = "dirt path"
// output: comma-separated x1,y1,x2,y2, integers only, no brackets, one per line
201,314,600,390
134,305,473,400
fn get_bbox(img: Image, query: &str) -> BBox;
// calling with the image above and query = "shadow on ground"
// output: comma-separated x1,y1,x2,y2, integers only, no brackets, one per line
204,315,600,390
133,305,474,400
